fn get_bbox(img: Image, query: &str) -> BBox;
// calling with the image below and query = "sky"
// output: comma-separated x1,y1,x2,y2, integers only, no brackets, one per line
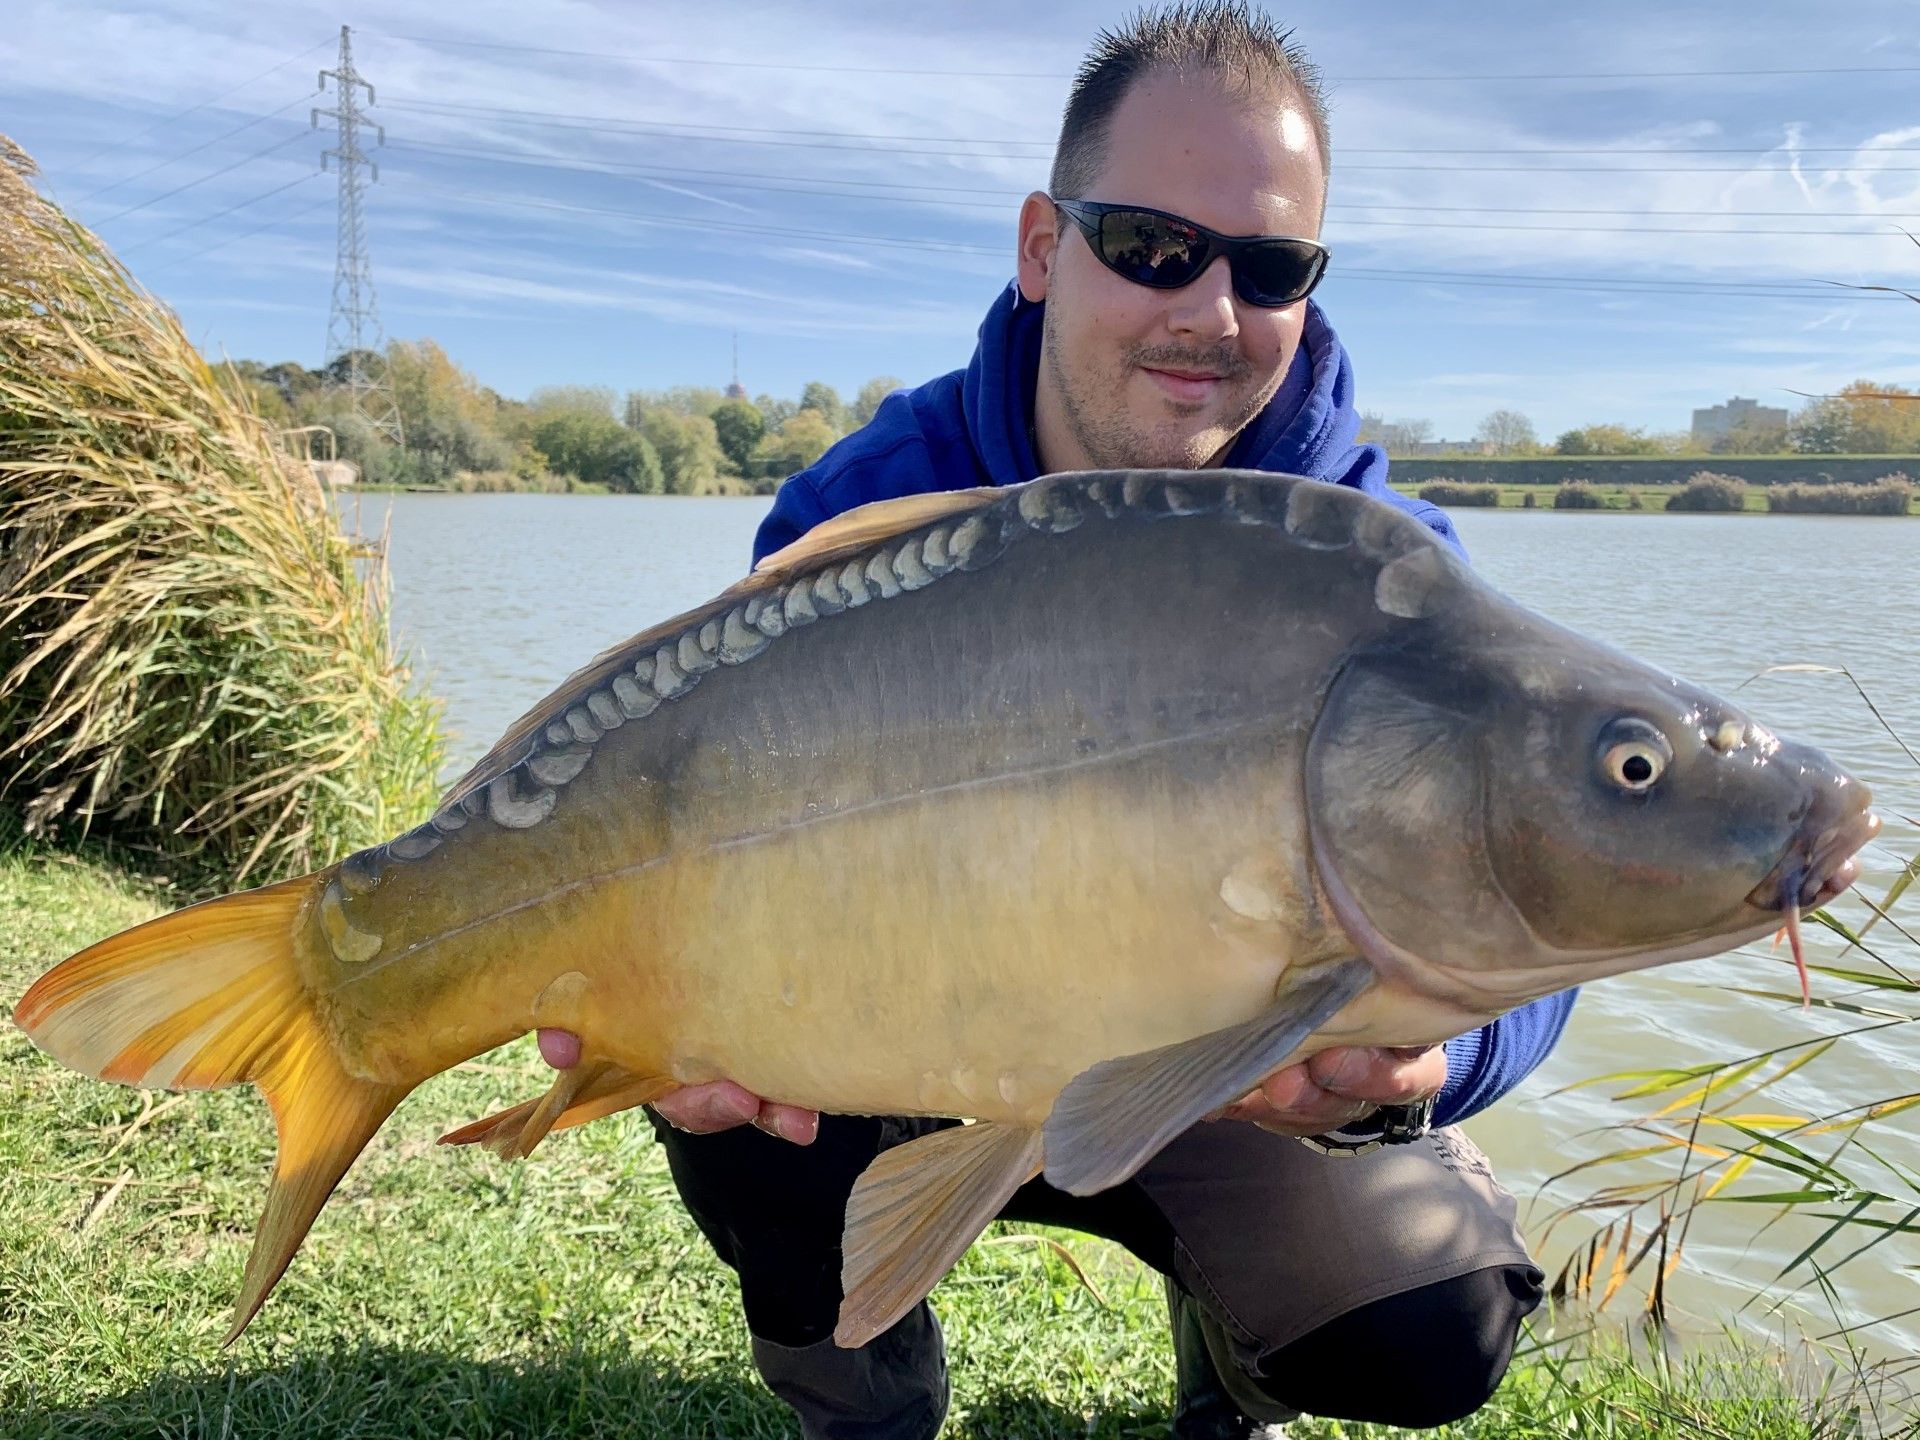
6,0,1920,441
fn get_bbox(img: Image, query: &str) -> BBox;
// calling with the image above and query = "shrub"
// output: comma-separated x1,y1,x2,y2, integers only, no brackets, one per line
1666,471,1748,512
1767,475,1914,515
1554,481,1604,509
1627,488,1644,510
1417,480,1501,507
0,138,443,884
1522,490,1537,508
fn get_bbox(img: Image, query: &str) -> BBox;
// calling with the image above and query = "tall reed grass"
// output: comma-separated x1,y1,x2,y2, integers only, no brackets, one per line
0,138,442,884
1666,471,1750,512
1768,476,1914,515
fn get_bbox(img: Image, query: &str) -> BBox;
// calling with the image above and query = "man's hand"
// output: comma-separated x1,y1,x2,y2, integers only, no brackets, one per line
536,1029,820,1145
1210,1045,1446,1138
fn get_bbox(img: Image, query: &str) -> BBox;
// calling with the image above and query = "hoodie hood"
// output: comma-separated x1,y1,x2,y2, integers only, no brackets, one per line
754,281,1460,563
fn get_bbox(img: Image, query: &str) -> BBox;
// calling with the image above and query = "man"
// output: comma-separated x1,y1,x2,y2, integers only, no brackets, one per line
541,5,1574,1435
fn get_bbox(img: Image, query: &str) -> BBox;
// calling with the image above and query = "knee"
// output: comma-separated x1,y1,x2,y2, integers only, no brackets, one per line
1253,1262,1543,1427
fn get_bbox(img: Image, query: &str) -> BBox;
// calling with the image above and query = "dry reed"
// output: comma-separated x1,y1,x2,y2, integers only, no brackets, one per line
0,137,441,884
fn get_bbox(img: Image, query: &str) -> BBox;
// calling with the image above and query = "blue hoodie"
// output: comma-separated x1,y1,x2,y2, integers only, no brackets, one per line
753,283,1576,1128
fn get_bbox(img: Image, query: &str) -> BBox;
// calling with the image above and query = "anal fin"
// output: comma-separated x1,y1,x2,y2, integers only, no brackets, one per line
1042,956,1374,1197
439,1063,672,1159
834,1121,1043,1349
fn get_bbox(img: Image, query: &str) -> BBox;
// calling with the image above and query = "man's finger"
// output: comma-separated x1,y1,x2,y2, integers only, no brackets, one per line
752,1102,821,1146
1307,1045,1446,1105
653,1080,762,1134
536,1027,581,1070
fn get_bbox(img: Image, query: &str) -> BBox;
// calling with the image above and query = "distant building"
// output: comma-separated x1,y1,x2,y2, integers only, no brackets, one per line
1692,396,1787,448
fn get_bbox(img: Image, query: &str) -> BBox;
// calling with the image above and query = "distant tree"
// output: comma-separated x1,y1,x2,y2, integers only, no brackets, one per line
754,408,840,479
1710,417,1789,455
1788,396,1852,454
1554,423,1662,456
1473,409,1537,455
533,410,661,492
319,348,385,389
711,398,767,475
755,392,799,429
1819,380,1920,452
639,410,725,494
624,386,730,426
385,339,515,482
530,384,618,419
852,375,903,428
799,381,848,433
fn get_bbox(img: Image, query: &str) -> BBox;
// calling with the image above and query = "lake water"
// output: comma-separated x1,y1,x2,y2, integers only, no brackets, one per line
343,491,1920,1359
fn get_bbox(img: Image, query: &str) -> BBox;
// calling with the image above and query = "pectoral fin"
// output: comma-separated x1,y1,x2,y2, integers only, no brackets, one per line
1042,956,1375,1196
834,1121,1044,1349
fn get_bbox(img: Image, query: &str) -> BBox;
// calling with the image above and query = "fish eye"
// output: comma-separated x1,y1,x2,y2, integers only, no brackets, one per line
1598,719,1672,794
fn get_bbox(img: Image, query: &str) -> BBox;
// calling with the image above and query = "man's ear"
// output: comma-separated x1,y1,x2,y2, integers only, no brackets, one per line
1016,192,1058,303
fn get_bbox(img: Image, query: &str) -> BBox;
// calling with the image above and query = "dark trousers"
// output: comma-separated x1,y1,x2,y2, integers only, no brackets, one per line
650,1111,1543,1437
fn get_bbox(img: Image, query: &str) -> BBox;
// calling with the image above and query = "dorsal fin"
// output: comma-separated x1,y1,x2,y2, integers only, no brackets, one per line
434,485,1009,813
752,487,1002,574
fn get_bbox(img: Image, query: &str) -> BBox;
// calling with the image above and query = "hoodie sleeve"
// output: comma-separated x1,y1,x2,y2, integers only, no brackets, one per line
752,473,836,567
1434,990,1578,1127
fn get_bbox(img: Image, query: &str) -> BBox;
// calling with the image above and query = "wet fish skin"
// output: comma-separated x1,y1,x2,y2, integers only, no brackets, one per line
11,470,1877,1346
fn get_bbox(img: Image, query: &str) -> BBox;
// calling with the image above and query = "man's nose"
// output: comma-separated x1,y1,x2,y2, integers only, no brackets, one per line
1164,254,1239,342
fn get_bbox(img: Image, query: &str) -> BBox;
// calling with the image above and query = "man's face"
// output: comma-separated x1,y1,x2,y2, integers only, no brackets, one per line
1020,70,1327,473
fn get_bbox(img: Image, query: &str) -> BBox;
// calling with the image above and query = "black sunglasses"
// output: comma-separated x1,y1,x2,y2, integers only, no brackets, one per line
1053,198,1329,308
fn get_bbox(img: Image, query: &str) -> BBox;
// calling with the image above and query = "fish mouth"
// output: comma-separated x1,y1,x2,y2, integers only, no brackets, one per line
1745,807,1881,912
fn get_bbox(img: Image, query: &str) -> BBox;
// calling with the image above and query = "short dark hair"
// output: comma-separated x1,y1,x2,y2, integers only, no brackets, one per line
1049,2,1330,201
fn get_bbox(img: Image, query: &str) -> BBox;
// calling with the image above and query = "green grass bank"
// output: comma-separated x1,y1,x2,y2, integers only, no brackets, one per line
0,839,1892,1439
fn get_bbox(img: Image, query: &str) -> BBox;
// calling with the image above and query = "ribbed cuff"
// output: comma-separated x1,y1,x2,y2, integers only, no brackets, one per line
1435,1027,1488,1129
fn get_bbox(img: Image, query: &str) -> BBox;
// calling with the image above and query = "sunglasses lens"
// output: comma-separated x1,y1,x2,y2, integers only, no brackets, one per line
1233,241,1325,306
1094,210,1210,288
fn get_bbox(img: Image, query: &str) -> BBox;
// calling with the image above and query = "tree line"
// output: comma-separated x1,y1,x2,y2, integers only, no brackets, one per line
233,340,904,494
1361,382,1920,459
234,339,1918,493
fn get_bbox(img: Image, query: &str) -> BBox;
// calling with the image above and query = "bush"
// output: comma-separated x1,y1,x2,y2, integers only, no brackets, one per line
1667,471,1748,512
1417,480,1500,507
1554,481,1604,509
0,139,443,884
1522,490,1537,508
1767,475,1914,515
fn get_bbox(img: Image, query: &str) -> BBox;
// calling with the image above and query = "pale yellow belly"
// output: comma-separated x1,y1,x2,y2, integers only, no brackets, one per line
615,746,1347,1127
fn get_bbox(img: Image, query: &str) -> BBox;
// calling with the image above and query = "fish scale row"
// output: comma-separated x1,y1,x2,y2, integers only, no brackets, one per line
318,473,1429,968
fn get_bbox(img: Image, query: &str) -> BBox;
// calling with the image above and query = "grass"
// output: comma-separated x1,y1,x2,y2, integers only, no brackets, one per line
0,136,443,885
1,834,1901,1439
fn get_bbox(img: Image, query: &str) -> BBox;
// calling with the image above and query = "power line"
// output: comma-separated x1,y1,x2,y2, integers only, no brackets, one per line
76,92,319,204
396,180,1914,302
119,170,323,256
90,129,314,227
372,33,1920,83
387,96,1920,158
388,141,1920,238
139,196,335,274
376,100,1920,172
64,35,334,171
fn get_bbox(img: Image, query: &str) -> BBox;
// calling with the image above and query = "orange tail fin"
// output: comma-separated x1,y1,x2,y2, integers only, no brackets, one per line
12,872,412,1342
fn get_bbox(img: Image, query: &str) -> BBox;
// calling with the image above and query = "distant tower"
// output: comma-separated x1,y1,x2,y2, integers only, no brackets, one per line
314,25,403,445
725,331,747,400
